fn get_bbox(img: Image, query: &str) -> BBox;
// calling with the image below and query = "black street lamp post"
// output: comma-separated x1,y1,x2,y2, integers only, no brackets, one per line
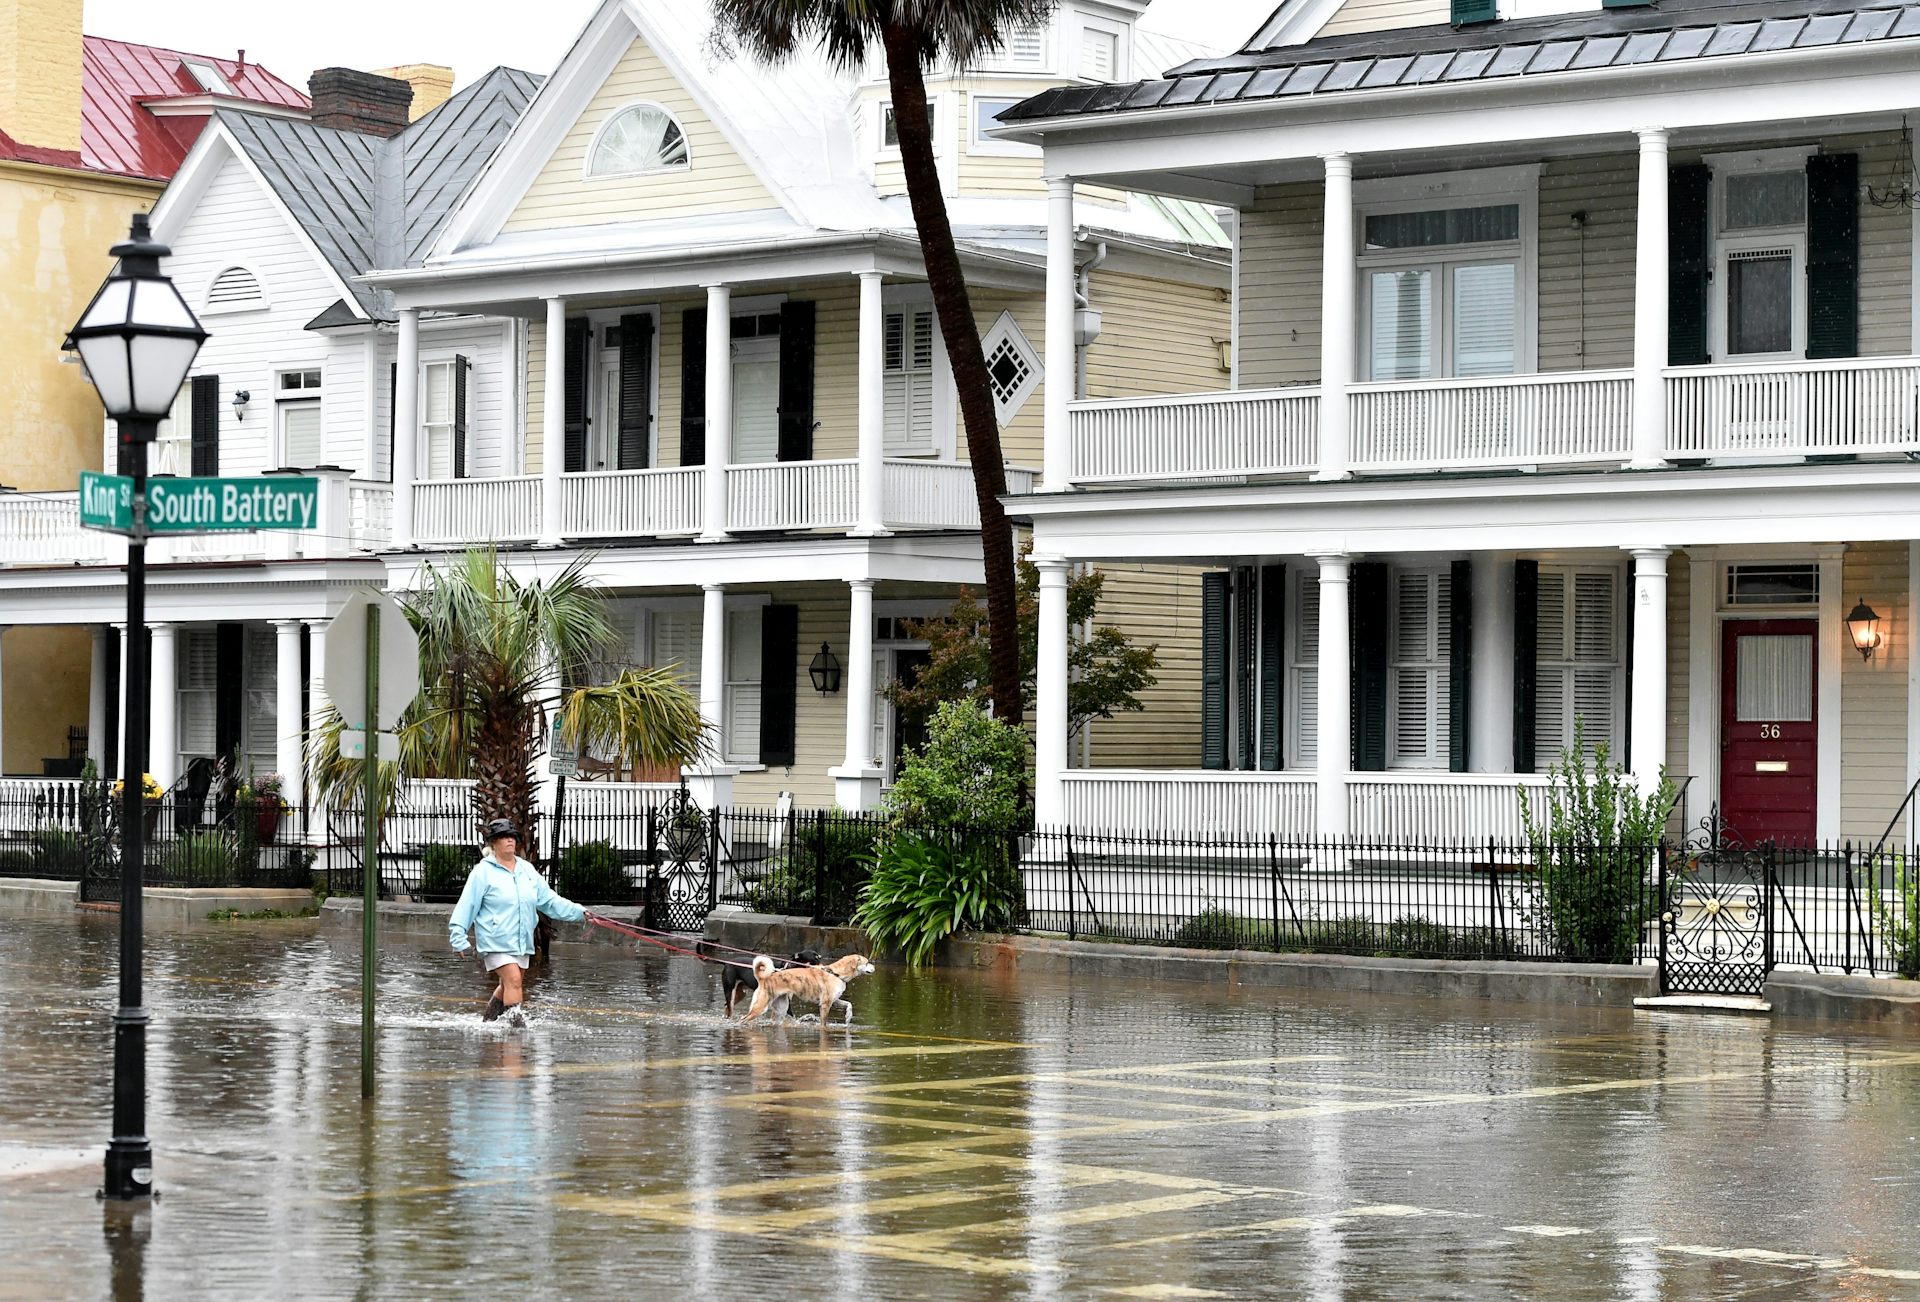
68,213,207,1202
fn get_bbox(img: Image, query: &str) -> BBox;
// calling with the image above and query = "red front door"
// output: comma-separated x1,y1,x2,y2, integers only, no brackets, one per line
1720,619,1818,846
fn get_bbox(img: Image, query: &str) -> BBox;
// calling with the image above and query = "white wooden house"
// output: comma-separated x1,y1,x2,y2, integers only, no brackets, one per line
1006,0,1920,847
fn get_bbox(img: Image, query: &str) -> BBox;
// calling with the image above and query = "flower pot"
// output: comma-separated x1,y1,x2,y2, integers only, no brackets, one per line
141,802,161,840
256,804,281,845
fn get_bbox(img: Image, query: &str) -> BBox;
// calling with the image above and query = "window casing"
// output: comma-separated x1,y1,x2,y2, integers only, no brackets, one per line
587,103,690,177
276,368,323,468
1725,563,1820,607
421,360,458,479
1707,149,1813,363
884,305,937,455
882,100,938,152
1535,567,1623,762
1389,568,1452,769
154,384,193,477
969,95,1037,156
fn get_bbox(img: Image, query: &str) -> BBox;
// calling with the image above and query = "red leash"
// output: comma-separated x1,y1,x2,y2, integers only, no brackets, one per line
583,913,827,971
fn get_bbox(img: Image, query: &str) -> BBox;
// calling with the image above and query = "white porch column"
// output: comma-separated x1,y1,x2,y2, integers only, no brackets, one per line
149,622,177,793
1042,178,1077,492
685,582,736,808
1315,154,1355,482
853,272,889,536
307,619,330,719
698,284,733,543
539,296,567,547
392,307,420,548
1628,547,1671,795
274,620,304,830
832,578,883,809
1630,128,1670,470
1313,553,1352,837
88,625,109,768
1686,550,1718,833
0,627,7,773
1034,555,1071,827
1469,553,1515,773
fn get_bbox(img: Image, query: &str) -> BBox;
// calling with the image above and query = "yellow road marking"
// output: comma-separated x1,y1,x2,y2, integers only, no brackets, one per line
1111,1203,1452,1250
746,1170,1129,1230
872,1190,1248,1249
744,1103,1031,1137
403,1040,1022,1081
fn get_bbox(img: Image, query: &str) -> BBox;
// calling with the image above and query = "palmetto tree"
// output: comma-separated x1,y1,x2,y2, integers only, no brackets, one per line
310,549,708,859
710,0,1055,726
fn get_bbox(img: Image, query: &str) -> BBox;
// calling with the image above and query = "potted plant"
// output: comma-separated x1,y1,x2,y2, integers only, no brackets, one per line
112,773,164,838
239,773,287,844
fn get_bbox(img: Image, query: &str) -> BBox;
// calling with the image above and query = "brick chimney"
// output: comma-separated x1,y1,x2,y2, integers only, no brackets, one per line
308,67,412,137
370,64,454,121
0,0,84,151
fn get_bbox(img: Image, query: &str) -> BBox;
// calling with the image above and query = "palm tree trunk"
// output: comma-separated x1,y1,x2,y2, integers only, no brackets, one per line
473,705,541,861
880,22,1023,727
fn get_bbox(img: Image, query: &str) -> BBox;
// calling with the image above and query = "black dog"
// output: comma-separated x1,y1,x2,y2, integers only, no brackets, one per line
698,942,823,1017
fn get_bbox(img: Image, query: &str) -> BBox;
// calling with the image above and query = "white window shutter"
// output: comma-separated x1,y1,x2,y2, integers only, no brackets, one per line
1291,570,1320,766
245,628,278,770
649,612,700,691
177,629,218,757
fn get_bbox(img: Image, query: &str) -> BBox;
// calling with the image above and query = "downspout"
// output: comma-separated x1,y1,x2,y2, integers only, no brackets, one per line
1074,239,1107,768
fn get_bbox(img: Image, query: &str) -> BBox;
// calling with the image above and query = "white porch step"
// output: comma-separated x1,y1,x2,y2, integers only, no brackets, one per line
1633,995,1771,1015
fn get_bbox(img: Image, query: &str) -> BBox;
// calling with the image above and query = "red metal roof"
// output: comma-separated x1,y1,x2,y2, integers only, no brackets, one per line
0,36,308,182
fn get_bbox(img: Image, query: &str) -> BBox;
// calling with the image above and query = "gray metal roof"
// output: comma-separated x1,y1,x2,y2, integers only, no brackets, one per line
216,66,541,320
1002,0,1920,125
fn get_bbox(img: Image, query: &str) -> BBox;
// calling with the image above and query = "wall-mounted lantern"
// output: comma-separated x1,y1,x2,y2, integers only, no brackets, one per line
809,643,842,695
1846,598,1883,661
231,389,250,423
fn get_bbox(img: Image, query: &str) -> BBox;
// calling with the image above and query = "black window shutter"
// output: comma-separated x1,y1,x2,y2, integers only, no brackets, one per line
1513,559,1539,773
680,308,707,467
1622,565,1636,763
1258,564,1285,772
1449,557,1472,774
214,623,244,769
1451,0,1497,24
561,318,589,473
1200,572,1230,770
190,374,220,476
1235,567,1258,769
758,604,799,768
1349,561,1390,773
1806,152,1859,360
776,300,816,463
618,314,654,470
452,354,469,480
386,362,396,480
1668,164,1713,366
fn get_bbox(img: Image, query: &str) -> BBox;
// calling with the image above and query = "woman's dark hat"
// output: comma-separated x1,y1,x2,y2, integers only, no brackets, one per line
483,818,520,843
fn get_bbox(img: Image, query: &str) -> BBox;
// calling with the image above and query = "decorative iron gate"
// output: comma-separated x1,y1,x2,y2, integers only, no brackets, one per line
1658,838,1774,998
641,788,717,932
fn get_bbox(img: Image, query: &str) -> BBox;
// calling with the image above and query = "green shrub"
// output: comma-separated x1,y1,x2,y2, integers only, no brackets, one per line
883,701,1031,829
1172,907,1260,950
1303,915,1384,954
854,832,1023,967
557,840,628,903
1872,851,1920,980
31,829,86,878
0,848,38,877
418,843,471,899
750,818,882,916
161,831,242,885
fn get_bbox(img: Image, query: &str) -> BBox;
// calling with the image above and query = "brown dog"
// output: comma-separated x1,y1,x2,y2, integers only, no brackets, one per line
739,953,875,1026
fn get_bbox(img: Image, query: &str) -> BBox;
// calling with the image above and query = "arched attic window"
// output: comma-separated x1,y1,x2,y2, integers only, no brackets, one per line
203,265,266,314
587,102,691,177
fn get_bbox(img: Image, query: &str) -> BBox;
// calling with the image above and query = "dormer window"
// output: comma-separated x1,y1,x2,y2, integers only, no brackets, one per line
1080,28,1119,80
987,21,1049,71
183,58,236,94
588,103,690,178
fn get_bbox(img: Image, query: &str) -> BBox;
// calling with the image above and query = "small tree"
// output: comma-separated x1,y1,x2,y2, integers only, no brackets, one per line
883,700,1031,828
888,545,1158,740
1870,851,1920,980
1518,719,1676,963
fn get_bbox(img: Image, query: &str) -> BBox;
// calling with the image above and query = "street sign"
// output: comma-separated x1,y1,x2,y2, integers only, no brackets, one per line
549,715,578,777
79,471,134,533
339,729,401,762
323,589,421,732
77,471,318,536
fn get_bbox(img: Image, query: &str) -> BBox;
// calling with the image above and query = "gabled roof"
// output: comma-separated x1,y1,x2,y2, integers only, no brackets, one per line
1002,0,1920,124
0,36,306,181
211,67,541,319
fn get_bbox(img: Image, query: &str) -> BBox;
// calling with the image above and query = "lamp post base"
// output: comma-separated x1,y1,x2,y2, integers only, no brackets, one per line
103,1001,152,1200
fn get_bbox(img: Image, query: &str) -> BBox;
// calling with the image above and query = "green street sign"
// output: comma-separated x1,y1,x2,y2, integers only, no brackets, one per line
79,471,134,533
78,473,320,536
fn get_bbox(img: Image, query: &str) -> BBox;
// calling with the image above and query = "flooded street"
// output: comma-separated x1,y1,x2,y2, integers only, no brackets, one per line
3,914,1919,1300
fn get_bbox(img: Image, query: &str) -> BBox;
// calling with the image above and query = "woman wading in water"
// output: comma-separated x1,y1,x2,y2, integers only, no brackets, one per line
448,819,588,1026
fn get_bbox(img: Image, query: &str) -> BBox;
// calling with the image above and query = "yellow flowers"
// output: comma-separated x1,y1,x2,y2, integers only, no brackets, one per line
111,774,164,801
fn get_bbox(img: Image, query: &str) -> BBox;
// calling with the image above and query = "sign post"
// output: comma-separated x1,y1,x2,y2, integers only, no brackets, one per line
361,604,379,1100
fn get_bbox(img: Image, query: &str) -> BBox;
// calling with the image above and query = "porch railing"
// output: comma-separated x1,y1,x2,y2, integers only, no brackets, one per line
1349,370,1634,471
880,460,1039,530
1347,772,1554,844
412,476,542,545
1061,770,1318,838
0,493,119,566
725,460,859,532
1664,356,1920,459
561,467,702,538
1069,387,1321,483
347,483,394,550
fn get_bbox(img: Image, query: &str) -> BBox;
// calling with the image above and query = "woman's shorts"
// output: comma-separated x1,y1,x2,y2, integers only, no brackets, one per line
482,952,531,972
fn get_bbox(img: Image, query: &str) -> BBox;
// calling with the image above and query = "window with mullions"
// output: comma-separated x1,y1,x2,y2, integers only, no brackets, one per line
1362,201,1522,381
589,103,690,177
276,368,323,467
1725,563,1819,607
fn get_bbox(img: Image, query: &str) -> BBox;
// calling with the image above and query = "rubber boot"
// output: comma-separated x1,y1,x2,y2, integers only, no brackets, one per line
483,991,505,1023
504,1003,526,1029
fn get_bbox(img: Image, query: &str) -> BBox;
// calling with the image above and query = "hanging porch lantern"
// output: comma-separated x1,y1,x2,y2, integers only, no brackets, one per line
809,643,842,695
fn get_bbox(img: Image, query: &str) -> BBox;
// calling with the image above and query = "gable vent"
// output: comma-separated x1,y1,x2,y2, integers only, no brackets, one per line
206,266,264,312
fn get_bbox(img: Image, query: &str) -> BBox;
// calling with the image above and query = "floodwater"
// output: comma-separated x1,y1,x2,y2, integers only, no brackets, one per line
2,915,1919,1300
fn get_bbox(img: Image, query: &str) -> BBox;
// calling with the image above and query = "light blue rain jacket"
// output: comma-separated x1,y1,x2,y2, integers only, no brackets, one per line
447,855,586,956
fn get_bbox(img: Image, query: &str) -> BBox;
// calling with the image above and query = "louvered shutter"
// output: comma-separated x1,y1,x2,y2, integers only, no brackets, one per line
883,309,936,455
1806,153,1859,360
1534,571,1569,763
1200,571,1230,770
562,318,589,473
1449,558,1472,773
452,354,469,480
215,623,245,766
1235,567,1258,769
1512,559,1538,772
1668,164,1713,365
649,612,700,691
1294,572,1320,766
177,628,219,757
1392,571,1434,766
1258,565,1285,771
1451,0,1497,24
1571,571,1618,758
244,627,278,771
190,374,220,476
618,314,654,470
1350,562,1390,772
680,308,707,466
758,604,798,767
777,301,816,463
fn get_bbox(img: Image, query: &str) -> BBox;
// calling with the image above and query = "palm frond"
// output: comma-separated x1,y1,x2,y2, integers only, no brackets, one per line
558,665,712,772
709,0,1058,72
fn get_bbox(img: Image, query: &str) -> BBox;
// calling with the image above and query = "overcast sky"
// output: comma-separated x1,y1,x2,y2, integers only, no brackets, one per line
83,0,1273,92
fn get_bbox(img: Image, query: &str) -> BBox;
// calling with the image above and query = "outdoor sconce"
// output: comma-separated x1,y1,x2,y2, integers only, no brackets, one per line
1214,338,1234,373
1847,598,1883,661
809,643,842,695
232,389,250,422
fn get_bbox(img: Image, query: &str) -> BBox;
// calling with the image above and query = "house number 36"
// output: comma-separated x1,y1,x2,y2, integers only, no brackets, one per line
1759,723,1781,739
